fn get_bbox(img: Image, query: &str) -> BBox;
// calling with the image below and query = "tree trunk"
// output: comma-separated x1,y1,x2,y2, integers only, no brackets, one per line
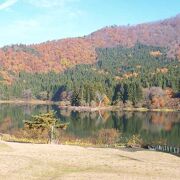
49,125,54,144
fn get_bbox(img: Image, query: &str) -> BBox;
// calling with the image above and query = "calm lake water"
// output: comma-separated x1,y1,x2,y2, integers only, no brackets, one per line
0,104,180,149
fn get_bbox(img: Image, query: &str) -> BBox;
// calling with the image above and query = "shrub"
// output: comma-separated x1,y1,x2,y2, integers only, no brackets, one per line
114,101,124,107
37,91,48,100
146,87,167,108
134,101,144,108
95,129,119,145
124,100,133,108
127,135,143,148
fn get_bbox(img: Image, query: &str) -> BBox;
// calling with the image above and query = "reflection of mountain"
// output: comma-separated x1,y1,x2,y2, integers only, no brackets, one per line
142,112,180,132
142,119,164,133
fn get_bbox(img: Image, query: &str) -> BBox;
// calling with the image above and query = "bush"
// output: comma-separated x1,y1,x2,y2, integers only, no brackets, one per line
95,129,119,145
134,101,144,108
127,135,143,148
146,87,167,108
37,91,48,100
115,101,124,107
124,101,133,108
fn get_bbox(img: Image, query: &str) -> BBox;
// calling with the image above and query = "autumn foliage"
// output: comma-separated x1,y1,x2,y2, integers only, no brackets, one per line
0,15,180,75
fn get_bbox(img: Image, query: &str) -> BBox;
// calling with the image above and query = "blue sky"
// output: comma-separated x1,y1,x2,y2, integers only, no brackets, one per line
0,0,180,47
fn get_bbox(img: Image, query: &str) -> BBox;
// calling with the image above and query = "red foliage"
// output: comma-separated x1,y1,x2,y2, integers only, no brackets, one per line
0,15,180,74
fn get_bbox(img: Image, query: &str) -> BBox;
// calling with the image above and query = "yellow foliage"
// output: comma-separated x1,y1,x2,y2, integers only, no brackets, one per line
127,135,143,147
60,58,71,68
102,95,110,106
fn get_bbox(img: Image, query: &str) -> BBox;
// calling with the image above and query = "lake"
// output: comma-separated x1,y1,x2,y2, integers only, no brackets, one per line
0,104,180,153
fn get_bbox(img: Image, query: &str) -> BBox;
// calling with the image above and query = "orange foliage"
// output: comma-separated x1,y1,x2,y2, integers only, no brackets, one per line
151,97,165,108
156,68,168,74
0,71,13,85
151,112,179,131
0,15,179,75
114,76,123,81
123,72,138,79
164,88,174,98
149,51,162,57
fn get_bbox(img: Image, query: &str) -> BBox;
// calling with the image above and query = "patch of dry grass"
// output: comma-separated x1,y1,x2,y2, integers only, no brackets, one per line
0,142,179,180
0,142,13,151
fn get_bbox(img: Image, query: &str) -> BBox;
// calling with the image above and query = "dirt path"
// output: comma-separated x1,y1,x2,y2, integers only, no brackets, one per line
0,141,180,180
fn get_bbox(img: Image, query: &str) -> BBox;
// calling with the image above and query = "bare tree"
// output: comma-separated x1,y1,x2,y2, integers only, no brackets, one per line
145,87,166,108
147,87,165,100
96,91,105,107
22,89,32,100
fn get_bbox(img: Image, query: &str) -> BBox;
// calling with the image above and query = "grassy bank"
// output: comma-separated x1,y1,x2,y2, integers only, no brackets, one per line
0,141,180,180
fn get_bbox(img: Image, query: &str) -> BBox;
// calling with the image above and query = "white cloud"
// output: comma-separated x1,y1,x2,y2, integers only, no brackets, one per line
0,0,18,10
25,0,79,8
0,0,86,46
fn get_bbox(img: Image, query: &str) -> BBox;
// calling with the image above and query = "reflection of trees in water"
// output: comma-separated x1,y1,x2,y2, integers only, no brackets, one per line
58,110,180,132
0,104,51,134
142,112,180,132
0,104,180,146
152,112,180,131
60,110,180,146
0,104,25,133
120,112,180,146
66,111,100,137
0,117,13,134
22,104,33,115
61,110,114,138
166,124,180,146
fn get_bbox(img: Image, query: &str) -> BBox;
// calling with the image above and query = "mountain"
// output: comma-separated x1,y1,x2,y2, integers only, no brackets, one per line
0,14,180,74
0,44,179,109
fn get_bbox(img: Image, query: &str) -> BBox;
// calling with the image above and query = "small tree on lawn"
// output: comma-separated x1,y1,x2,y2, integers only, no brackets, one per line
24,111,68,143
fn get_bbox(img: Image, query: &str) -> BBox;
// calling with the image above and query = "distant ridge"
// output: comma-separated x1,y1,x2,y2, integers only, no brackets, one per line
0,14,180,73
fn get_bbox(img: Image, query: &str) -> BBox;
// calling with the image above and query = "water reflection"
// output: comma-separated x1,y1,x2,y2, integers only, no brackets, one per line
0,104,179,147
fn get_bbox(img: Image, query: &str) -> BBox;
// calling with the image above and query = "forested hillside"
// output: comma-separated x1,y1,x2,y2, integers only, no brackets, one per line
0,44,179,109
0,14,180,76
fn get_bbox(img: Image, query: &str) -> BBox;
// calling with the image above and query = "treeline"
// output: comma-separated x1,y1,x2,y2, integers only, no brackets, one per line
0,44,179,108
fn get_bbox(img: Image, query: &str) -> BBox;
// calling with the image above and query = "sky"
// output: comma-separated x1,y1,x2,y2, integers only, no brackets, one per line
0,0,180,47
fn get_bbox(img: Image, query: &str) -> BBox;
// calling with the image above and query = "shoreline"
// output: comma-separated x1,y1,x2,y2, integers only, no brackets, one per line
59,105,180,112
0,100,179,112
0,99,58,105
